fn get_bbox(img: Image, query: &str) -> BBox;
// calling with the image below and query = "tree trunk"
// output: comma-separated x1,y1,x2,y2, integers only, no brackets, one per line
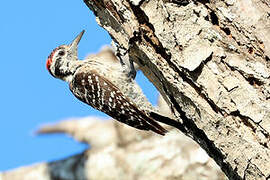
84,0,270,179
1,1,270,180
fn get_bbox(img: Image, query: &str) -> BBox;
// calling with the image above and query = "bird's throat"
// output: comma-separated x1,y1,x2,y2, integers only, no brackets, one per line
56,60,82,83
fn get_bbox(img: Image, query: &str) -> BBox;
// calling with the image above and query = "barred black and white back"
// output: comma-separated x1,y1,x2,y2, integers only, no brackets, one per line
70,68,167,135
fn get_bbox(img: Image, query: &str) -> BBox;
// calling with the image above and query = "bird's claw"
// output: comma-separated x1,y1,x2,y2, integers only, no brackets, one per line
114,42,137,79
127,58,136,79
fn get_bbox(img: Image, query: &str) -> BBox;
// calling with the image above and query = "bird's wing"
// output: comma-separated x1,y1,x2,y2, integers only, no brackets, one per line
69,70,167,135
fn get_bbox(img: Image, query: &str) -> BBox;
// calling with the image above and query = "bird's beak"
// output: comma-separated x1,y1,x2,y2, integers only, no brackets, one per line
69,30,85,56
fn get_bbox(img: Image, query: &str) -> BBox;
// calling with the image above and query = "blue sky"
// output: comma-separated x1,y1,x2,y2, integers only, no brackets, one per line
0,1,158,171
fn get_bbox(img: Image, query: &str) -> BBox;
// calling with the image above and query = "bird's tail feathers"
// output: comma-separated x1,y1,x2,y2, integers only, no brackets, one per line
149,112,185,132
146,118,168,135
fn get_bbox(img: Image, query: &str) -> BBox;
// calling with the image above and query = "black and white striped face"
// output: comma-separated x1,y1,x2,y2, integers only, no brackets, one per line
46,45,69,79
46,30,85,81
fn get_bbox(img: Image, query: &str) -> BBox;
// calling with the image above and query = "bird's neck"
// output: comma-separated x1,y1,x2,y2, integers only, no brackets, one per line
58,60,83,83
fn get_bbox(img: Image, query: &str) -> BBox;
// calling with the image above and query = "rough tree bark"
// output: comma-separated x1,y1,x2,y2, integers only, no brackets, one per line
83,0,270,179
1,1,270,180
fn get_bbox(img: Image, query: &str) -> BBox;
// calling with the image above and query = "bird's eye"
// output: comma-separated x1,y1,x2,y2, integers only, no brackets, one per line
58,51,65,56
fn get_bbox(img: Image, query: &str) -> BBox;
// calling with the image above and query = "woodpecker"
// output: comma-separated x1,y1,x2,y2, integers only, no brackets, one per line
46,30,169,135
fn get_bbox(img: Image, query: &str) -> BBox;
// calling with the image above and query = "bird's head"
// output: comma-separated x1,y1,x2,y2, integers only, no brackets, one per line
46,30,85,81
